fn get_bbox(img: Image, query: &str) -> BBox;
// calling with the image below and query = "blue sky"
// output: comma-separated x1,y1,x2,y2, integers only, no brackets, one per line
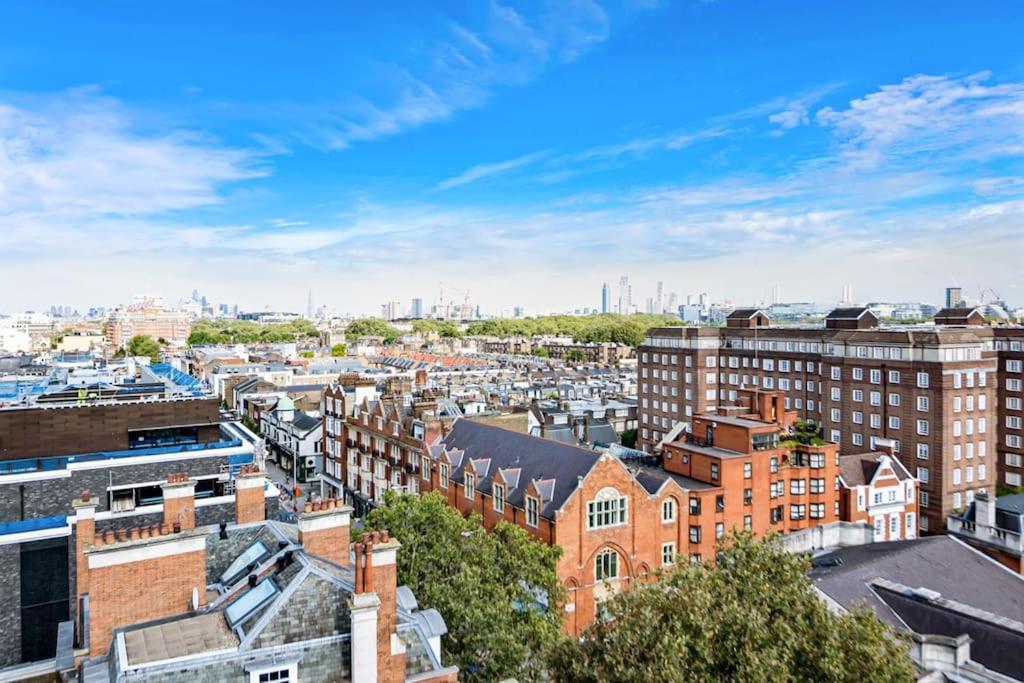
1,0,1023,315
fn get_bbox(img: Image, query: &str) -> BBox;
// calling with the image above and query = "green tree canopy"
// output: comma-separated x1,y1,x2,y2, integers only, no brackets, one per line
412,319,463,338
330,343,347,357
127,335,162,362
364,492,565,682
344,317,401,344
531,346,550,358
546,532,913,682
565,349,587,363
187,319,320,346
465,313,682,348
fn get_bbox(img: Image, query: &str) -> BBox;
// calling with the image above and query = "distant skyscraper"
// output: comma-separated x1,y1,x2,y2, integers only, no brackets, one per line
601,283,610,314
618,276,631,314
645,297,654,314
667,292,678,314
513,306,524,318
411,298,424,318
655,281,664,314
946,287,963,308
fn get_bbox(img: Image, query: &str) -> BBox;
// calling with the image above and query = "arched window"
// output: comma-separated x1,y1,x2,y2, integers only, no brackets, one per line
587,487,628,529
595,548,619,581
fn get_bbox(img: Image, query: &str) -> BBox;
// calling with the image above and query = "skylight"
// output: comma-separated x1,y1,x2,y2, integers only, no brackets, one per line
220,540,270,586
225,577,279,628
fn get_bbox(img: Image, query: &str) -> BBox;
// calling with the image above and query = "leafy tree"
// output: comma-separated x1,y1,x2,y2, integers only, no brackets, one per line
364,492,565,682
345,317,401,344
564,349,587,363
546,532,913,683
127,335,162,362
412,319,463,338
465,313,683,348
619,428,638,449
531,347,550,358
330,343,347,357
187,319,320,346
299,350,314,358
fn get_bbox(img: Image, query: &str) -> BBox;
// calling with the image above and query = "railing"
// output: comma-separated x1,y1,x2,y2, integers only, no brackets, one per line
0,438,244,476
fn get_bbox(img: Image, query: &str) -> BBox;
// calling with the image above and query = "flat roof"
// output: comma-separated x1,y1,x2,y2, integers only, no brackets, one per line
123,612,239,665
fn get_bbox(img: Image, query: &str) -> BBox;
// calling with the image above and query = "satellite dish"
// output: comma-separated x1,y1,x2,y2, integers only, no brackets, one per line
191,587,200,611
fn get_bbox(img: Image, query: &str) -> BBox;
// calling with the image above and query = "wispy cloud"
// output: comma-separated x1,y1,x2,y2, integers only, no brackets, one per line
437,150,551,190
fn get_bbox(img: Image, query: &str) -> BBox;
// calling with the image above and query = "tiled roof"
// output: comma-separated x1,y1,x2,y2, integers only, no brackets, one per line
438,419,599,519
838,452,909,487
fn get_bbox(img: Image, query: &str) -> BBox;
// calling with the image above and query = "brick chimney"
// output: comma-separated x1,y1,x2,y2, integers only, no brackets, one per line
72,490,98,639
297,498,352,566
234,465,266,525
84,525,206,655
162,472,196,531
349,530,404,683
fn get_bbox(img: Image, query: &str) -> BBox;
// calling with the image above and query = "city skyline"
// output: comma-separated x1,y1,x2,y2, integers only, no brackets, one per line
2,2,1023,312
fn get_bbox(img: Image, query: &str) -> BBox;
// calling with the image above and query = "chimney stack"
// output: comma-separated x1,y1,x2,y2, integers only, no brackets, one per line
297,498,352,566
72,490,99,637
974,491,996,528
349,530,404,683
161,472,196,531
234,464,267,525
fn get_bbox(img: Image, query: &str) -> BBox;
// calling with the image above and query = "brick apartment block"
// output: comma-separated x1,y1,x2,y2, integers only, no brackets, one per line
637,306,1024,533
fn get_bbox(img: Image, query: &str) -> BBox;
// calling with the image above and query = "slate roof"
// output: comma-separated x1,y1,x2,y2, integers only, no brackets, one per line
438,419,600,519
959,493,1024,534
825,306,875,320
810,537,1024,629
838,452,911,487
727,308,767,320
291,411,321,432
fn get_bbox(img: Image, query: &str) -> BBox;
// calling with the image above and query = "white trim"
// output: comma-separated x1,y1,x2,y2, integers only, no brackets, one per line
246,660,298,683
297,511,351,534
234,475,266,490
0,524,71,546
162,484,196,500
87,535,206,568
370,545,398,567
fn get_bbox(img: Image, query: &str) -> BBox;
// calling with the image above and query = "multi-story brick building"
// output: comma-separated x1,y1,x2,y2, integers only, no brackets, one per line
637,307,1023,534
412,390,856,636
322,387,433,517
105,307,191,349
994,327,1024,489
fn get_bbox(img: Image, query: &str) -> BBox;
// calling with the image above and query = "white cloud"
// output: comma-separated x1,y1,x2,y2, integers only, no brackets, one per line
437,150,551,190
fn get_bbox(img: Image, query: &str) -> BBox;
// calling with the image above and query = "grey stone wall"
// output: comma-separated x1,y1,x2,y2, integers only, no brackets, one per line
0,543,22,668
254,574,350,649
0,455,231,522
122,642,351,683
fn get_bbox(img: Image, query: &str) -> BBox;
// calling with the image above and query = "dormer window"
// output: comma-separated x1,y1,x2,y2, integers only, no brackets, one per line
494,483,506,513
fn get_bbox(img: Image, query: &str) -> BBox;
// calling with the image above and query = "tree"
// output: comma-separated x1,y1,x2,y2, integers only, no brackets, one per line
531,347,550,358
364,492,565,682
619,428,638,449
565,349,587,363
546,532,914,682
299,350,314,358
127,335,162,362
344,317,401,344
330,343,347,357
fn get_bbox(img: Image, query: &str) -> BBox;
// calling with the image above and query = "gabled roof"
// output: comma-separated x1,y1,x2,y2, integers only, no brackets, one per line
825,306,875,320
838,452,911,487
727,308,768,320
438,419,599,519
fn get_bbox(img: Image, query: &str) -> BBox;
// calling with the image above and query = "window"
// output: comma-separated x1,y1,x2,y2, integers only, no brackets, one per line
810,503,825,519
689,497,701,515
662,498,676,523
916,372,929,388
916,443,929,460
790,479,806,495
587,488,628,529
952,468,961,485
493,484,505,513
889,393,901,407
440,463,450,489
916,420,929,436
889,370,900,383
661,543,676,566
227,578,279,627
853,389,863,403
249,664,297,683
595,549,619,581
743,462,752,479
790,504,806,520
831,366,841,380
769,457,778,474
917,467,929,484
916,396,929,412
710,463,720,481
464,473,475,500
715,522,725,539
526,496,539,527
689,525,702,543
919,491,929,507
853,368,863,381
810,478,825,494
220,541,271,586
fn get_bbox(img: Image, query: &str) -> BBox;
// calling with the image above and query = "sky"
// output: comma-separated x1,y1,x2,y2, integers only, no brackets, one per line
1,0,1024,316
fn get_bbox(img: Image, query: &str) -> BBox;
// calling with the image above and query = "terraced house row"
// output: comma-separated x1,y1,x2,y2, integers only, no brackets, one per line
637,306,1024,533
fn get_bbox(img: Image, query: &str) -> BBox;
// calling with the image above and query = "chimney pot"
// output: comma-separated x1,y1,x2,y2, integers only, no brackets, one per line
151,524,161,537
103,530,114,544
116,529,127,543
304,503,313,513
139,526,149,539
172,521,182,534
82,489,90,502
93,533,103,545
381,530,389,543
